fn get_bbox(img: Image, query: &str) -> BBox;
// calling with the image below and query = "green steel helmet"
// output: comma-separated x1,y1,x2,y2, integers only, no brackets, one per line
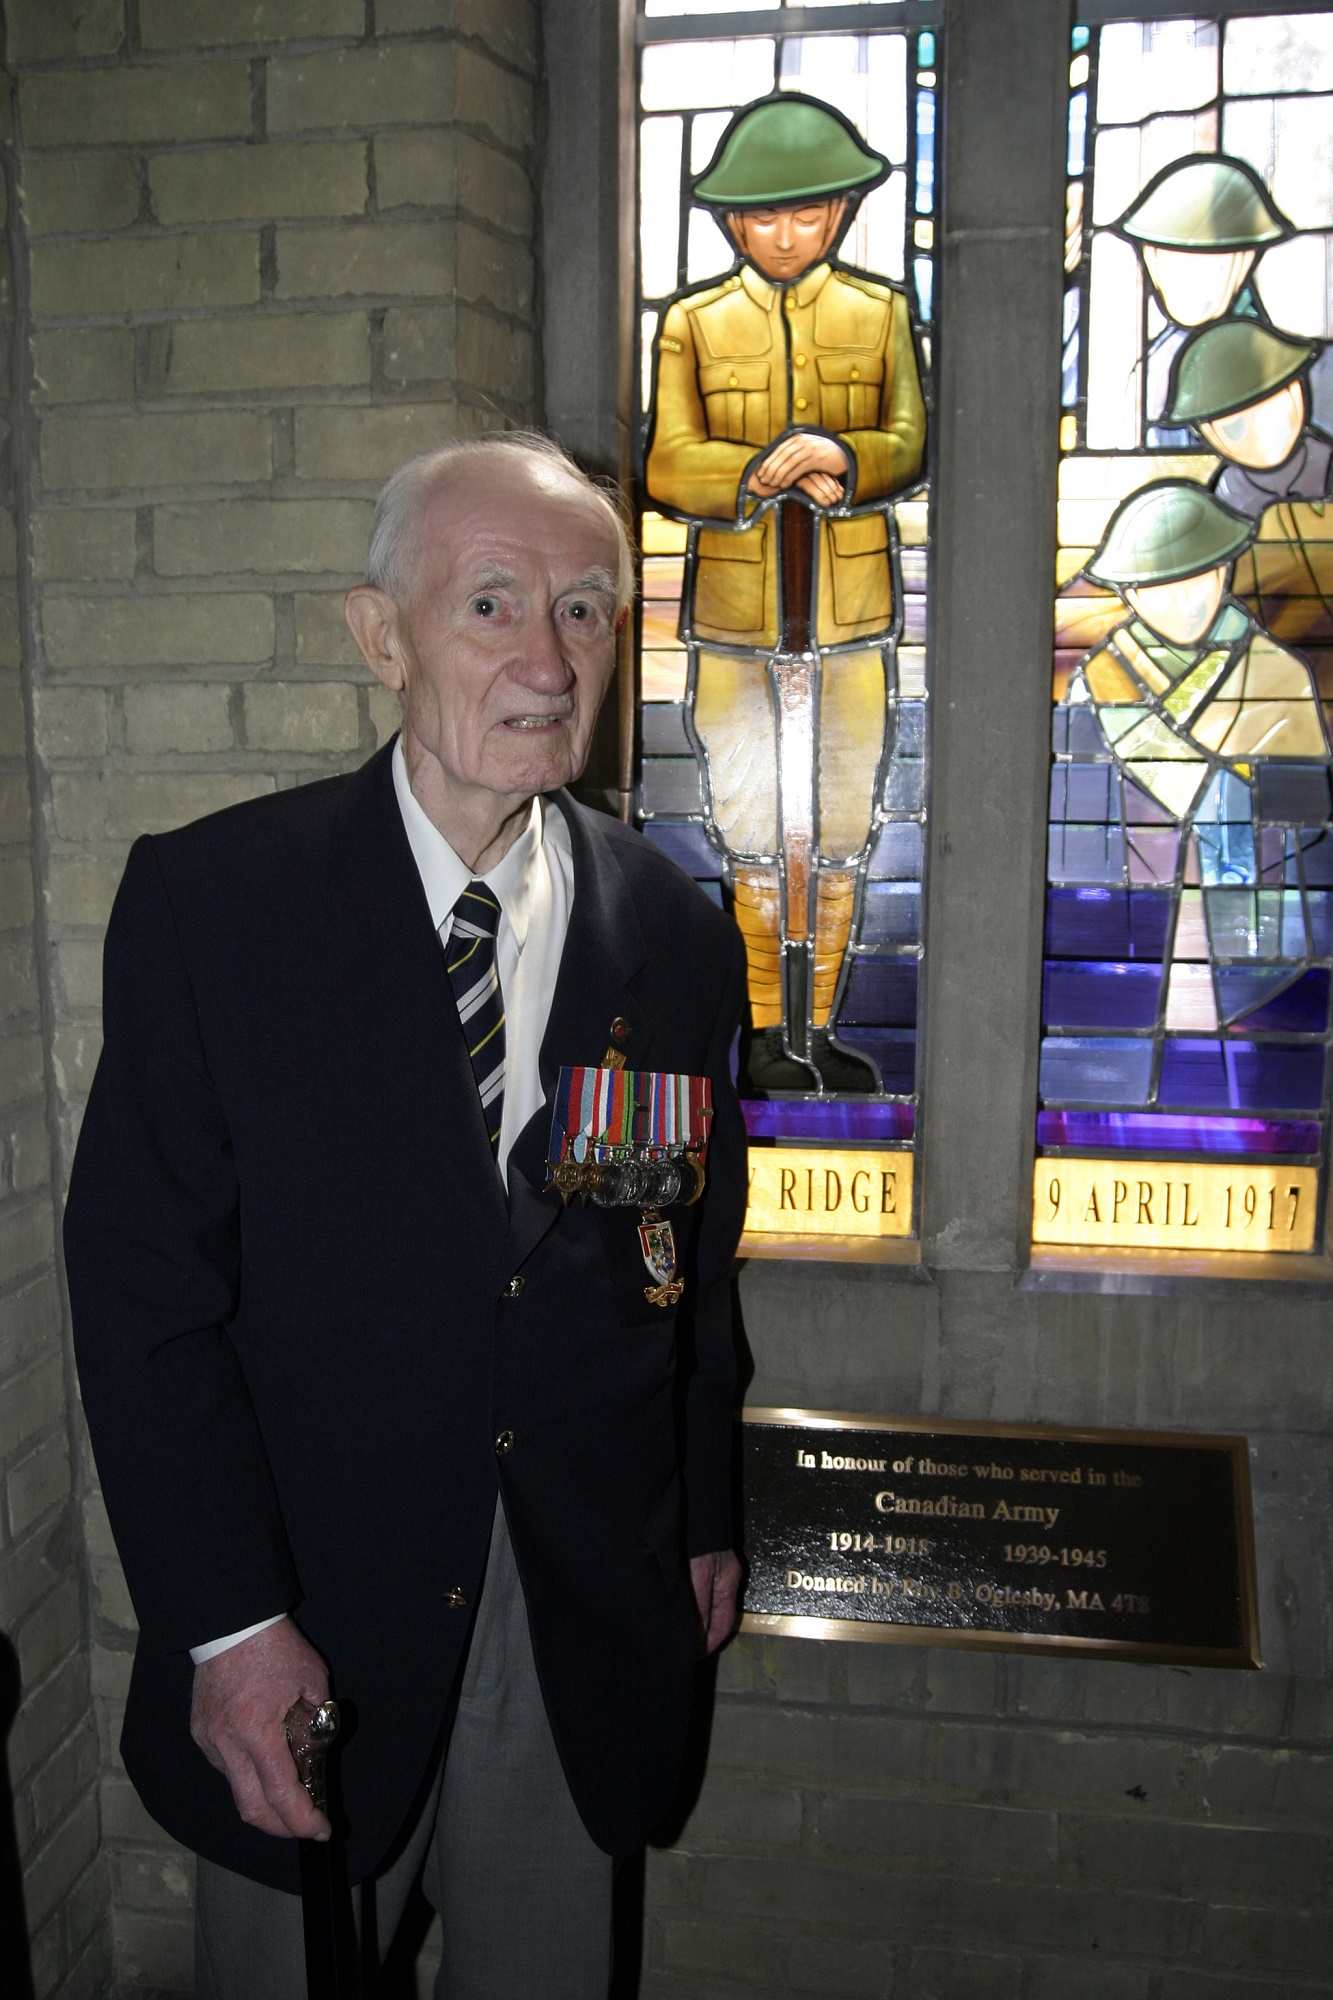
1086,480,1253,588
1168,320,1315,424
1117,155,1291,250
692,93,888,209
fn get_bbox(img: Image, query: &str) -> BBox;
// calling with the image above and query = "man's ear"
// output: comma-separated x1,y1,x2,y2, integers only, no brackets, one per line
345,586,407,692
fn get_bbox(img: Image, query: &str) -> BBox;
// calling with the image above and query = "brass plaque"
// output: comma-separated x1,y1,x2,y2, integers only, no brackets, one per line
740,1409,1260,1667
744,1146,913,1239
1031,1159,1319,1254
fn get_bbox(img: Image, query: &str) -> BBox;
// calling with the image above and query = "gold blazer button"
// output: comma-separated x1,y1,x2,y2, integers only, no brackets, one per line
495,1429,515,1455
443,1587,467,1609
503,1275,525,1299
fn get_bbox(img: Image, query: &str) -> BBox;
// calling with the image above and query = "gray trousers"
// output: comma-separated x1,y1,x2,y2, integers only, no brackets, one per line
195,1504,613,1999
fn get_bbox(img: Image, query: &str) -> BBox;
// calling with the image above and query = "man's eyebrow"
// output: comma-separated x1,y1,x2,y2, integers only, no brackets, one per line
562,567,617,597
467,562,517,593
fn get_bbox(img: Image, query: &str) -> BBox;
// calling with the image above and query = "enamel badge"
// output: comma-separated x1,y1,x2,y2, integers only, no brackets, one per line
638,1212,683,1308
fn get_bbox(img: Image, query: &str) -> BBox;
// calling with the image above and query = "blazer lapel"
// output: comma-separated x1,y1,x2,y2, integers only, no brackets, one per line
505,796,652,1274
327,743,509,1244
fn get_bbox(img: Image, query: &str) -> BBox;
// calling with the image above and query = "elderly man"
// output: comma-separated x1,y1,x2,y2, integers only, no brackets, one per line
64,434,748,1999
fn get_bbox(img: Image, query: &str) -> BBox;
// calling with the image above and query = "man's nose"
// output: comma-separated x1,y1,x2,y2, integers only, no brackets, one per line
513,610,574,689
774,214,795,251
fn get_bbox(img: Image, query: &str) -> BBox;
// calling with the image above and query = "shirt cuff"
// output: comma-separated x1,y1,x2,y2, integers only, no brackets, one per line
189,1614,287,1664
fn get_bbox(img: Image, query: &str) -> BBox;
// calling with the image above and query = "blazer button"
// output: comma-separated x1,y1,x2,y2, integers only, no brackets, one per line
503,1275,525,1299
794,352,807,367
794,397,808,411
495,1429,515,1455
443,1587,467,1609
609,1015,631,1043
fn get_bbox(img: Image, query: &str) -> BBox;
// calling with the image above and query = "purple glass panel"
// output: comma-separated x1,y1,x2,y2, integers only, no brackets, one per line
1310,893,1333,955
900,594,927,643
1045,887,1171,960
861,882,921,943
1062,762,1114,822
1122,777,1175,825
836,1027,917,1091
1038,1036,1154,1105
840,956,918,1026
642,820,721,880
1225,967,1331,1034
1158,1040,1327,1112
1037,1110,1322,1155
1043,960,1162,1030
1297,831,1333,885
742,1100,915,1141
867,823,923,880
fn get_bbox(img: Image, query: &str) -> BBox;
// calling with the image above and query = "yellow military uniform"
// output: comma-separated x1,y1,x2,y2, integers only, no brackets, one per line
1232,498,1333,718
645,261,926,1032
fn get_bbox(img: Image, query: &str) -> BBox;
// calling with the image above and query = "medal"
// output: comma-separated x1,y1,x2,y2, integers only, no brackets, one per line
546,1065,713,1209
638,1210,683,1308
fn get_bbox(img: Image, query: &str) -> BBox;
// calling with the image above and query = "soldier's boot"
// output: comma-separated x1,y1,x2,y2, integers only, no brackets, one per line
732,866,819,1093
810,871,880,1094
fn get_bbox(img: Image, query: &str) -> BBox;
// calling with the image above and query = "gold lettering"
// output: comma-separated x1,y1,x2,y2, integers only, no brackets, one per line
824,1169,842,1212
1083,1187,1101,1222
1183,1182,1199,1226
851,1170,870,1213
1112,1179,1128,1222
779,1168,796,1210
881,1171,896,1214
1136,1181,1152,1225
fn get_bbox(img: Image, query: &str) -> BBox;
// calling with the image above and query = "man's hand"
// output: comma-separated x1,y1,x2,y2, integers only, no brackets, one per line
747,432,850,503
690,1549,742,1654
190,1617,332,1841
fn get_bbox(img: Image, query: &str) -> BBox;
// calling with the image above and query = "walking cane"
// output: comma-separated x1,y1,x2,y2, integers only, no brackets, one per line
286,1697,360,2000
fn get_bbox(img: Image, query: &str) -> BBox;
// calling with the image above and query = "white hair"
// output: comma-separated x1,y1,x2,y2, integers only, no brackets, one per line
365,431,635,611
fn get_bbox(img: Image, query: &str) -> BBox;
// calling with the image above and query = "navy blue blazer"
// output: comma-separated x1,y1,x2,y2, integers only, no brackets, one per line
64,740,747,1890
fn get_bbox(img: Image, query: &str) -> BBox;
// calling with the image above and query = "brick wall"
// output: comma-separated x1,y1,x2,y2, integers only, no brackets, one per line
1,0,539,1989
0,35,110,2000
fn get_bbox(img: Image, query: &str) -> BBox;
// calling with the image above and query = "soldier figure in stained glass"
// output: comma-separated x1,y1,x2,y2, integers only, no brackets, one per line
1166,321,1333,693
1077,480,1332,1028
645,94,927,1093
1115,156,1292,447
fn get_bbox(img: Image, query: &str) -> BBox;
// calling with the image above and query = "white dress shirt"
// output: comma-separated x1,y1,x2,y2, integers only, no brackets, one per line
190,740,575,1664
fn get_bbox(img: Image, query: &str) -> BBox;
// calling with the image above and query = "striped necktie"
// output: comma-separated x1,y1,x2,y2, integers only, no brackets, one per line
446,882,505,1158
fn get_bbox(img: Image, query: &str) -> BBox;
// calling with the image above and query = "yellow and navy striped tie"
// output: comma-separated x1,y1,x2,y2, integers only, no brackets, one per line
446,882,505,1157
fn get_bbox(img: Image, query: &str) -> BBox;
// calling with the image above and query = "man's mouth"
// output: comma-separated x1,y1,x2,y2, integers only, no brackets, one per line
503,714,568,731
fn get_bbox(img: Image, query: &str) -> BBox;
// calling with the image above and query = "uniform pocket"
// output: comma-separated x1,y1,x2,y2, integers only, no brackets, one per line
699,359,771,446
827,512,892,629
816,352,885,432
695,524,768,634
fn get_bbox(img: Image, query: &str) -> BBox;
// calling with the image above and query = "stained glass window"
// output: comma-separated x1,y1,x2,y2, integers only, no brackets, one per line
1038,11,1333,1257
633,1,938,1250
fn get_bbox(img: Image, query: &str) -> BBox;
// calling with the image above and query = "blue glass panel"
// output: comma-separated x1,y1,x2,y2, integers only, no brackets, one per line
859,883,920,946
915,90,935,212
642,820,721,879
641,758,703,815
917,29,936,65
1067,707,1103,758
1044,961,1162,1030
836,1027,917,1092
1159,1040,1327,1112
884,760,925,812
742,1100,915,1143
1071,24,1090,49
1309,893,1333,956
1038,1037,1155,1106
1048,824,1126,884
1045,887,1172,960
1065,762,1113,822
896,702,925,757
1220,967,1331,1035
1257,764,1330,824
840,956,918,1027
867,823,923,881
914,257,933,321
1037,1110,1322,1156
1067,90,1087,175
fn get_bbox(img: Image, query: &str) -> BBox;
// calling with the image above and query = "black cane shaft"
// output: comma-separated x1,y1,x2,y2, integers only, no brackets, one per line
299,1837,359,2000
780,500,815,653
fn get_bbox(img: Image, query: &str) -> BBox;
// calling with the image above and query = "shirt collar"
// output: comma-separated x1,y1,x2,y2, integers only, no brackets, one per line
391,735,543,947
739,260,832,311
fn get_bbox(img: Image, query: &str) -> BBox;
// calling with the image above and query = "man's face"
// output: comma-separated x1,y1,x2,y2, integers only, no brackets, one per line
1141,245,1256,327
1200,379,1306,470
359,460,621,812
727,196,848,283
1125,565,1228,645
